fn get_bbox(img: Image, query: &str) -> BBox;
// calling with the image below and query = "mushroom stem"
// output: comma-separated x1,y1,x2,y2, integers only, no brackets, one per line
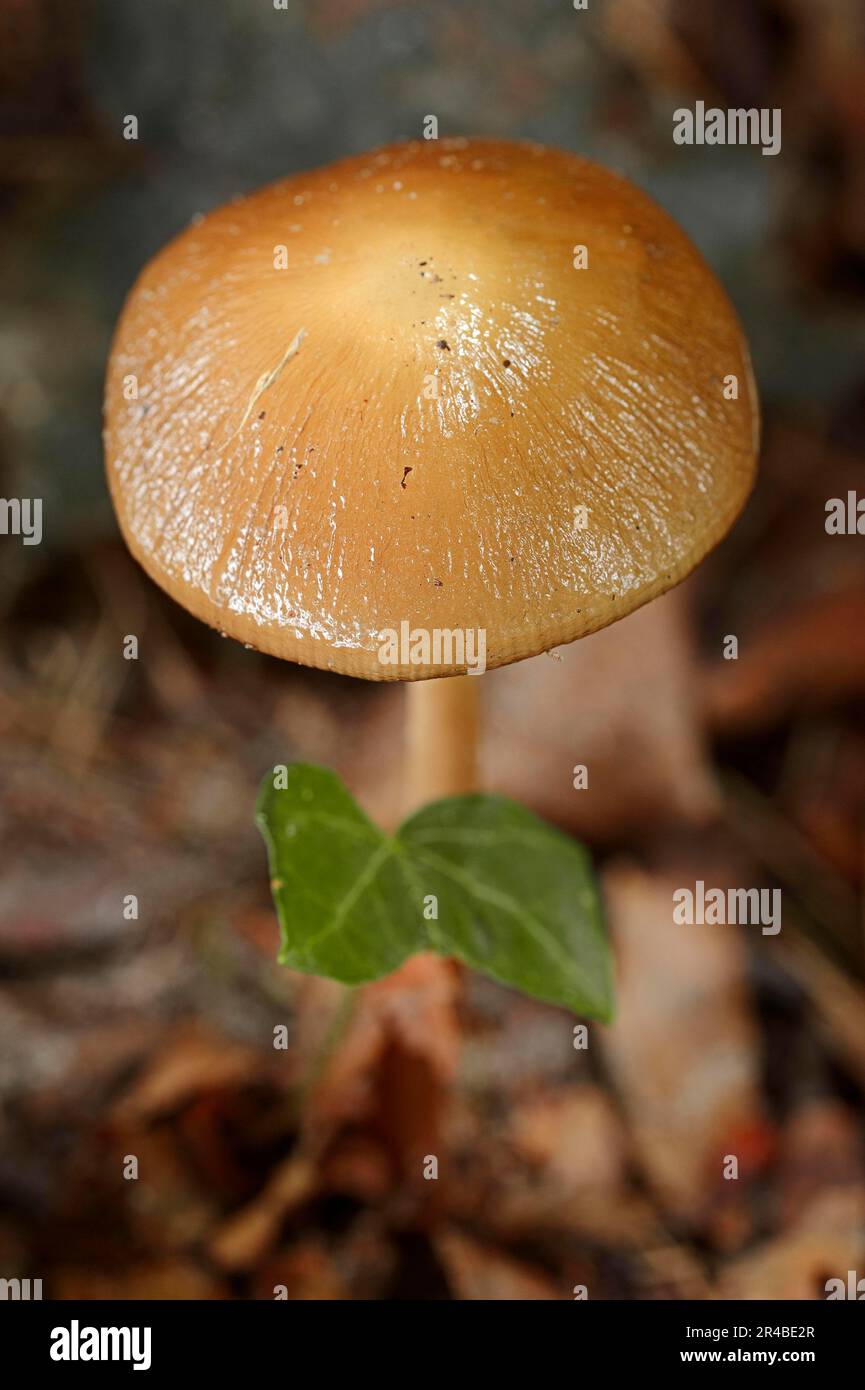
405,675,478,812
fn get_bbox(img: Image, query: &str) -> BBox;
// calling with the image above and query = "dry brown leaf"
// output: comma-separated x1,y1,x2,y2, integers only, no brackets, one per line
778,1099,865,1229
108,1128,219,1250
485,1174,659,1249
483,587,719,842
207,1154,317,1273
778,931,865,1092
253,1240,348,1301
51,1260,226,1300
508,1085,628,1194
304,954,460,1137
702,588,865,734
600,861,766,1229
109,1024,266,1126
435,1229,560,1301
723,1217,865,1301
321,1132,395,1203
631,1242,713,1301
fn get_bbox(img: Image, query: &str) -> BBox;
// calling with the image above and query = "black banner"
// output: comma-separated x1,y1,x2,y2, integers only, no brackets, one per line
1,1298,861,1375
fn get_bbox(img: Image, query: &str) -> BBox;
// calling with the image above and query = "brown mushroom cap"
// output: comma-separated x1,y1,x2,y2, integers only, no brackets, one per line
104,138,758,680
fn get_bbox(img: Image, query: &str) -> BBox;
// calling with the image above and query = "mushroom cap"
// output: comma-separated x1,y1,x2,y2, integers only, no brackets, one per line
105,138,758,680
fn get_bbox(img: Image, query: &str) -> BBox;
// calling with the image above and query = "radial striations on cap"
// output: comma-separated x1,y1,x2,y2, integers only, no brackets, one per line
104,138,759,680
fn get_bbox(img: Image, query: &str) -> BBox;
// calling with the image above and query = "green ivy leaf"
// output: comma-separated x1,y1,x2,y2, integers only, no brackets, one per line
256,762,613,1020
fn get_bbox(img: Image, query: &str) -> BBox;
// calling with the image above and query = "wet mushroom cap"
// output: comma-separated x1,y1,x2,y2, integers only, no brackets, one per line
104,137,758,680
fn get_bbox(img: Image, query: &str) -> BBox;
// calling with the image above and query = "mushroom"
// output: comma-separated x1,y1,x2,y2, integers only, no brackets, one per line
105,137,758,821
